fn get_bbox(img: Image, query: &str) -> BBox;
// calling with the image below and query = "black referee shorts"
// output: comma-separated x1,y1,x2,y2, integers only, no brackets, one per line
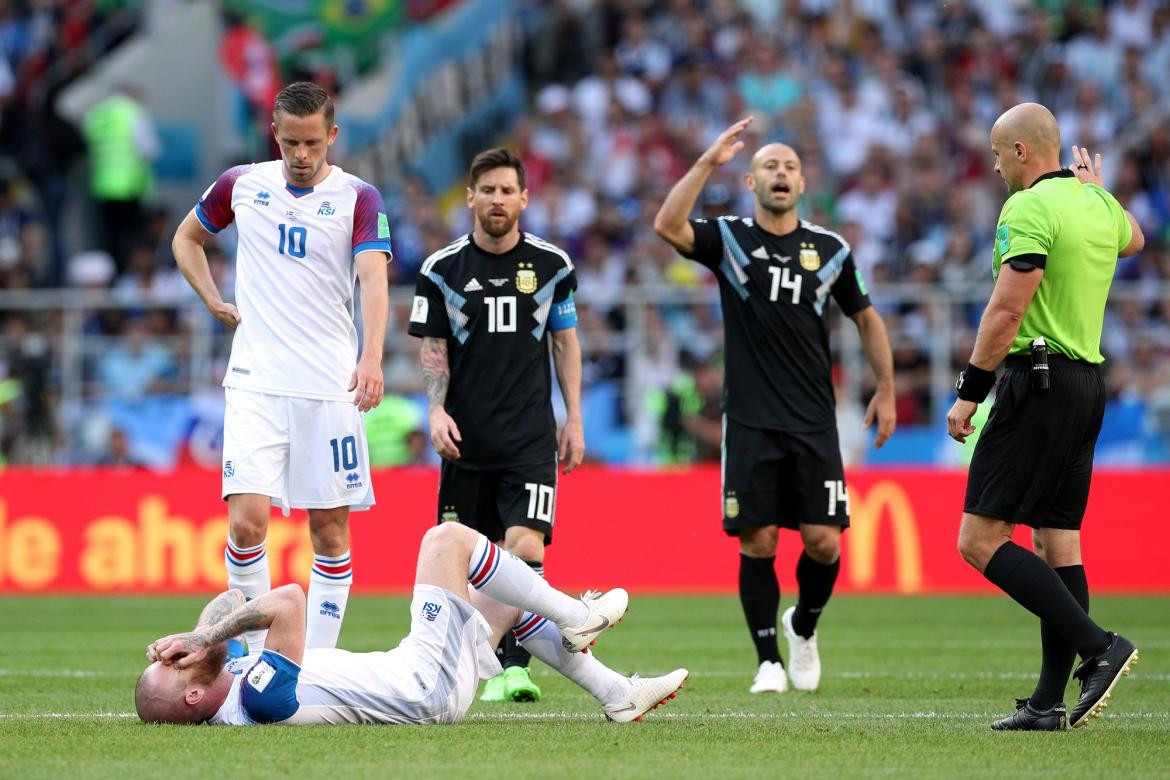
721,418,850,535
965,355,1105,530
437,455,558,544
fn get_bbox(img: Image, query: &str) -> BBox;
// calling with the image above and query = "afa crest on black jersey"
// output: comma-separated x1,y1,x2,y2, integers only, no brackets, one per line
408,232,577,468
686,216,872,432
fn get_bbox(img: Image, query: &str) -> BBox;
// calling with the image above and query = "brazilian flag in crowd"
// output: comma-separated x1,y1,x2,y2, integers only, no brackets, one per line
221,0,404,47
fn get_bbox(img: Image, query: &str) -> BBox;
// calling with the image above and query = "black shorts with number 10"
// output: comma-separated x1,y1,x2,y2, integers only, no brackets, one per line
437,454,559,544
722,418,850,534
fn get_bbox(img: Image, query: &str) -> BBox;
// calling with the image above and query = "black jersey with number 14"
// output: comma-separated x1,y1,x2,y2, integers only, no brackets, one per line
408,232,577,469
685,216,871,433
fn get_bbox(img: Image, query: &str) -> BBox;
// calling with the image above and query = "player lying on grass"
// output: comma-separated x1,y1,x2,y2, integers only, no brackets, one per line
136,522,687,725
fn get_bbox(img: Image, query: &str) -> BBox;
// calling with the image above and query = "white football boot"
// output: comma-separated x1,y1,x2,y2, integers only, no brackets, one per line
749,660,788,693
782,606,821,691
604,669,689,722
560,588,629,653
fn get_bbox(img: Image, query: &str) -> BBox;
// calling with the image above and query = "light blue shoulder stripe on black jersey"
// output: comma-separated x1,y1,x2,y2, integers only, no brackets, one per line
423,270,471,344
529,266,573,340
716,219,751,300
812,246,849,315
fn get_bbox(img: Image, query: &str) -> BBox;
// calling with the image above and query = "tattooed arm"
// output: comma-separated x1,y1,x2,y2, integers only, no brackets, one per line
421,336,462,460
149,585,306,668
195,589,246,630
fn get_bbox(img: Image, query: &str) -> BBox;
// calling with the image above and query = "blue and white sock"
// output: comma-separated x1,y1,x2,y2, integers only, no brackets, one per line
306,550,352,649
225,538,270,652
468,535,588,628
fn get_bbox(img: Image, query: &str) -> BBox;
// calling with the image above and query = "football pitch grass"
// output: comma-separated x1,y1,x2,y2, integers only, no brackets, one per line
1,595,1167,779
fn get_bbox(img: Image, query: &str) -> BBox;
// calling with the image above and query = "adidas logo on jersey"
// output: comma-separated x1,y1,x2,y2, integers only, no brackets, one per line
463,278,483,292
751,246,769,260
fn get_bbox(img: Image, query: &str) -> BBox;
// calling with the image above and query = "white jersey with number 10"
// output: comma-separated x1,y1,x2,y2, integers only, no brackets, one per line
195,160,393,401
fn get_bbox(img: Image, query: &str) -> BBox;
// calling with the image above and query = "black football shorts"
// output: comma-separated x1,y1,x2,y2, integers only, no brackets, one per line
437,454,559,544
721,418,849,535
965,356,1105,530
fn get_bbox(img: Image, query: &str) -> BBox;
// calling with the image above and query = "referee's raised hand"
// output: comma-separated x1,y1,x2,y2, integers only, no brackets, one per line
1069,145,1103,187
698,116,755,168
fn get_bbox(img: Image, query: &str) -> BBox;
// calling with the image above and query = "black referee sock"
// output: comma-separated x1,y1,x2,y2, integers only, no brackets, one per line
1031,565,1090,709
791,552,840,639
739,553,782,665
983,543,1109,658
502,560,543,669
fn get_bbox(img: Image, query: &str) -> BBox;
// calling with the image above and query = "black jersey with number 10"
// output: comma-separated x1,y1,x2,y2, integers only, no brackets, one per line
685,216,872,433
408,232,577,469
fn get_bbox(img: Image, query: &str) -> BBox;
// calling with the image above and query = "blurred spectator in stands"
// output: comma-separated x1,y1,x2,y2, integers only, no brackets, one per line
219,10,280,161
0,171,43,286
364,394,425,467
0,312,54,463
95,315,177,403
649,349,723,464
82,84,160,274
96,425,142,468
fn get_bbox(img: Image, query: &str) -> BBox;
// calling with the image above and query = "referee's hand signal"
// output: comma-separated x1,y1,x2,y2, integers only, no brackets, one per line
1069,145,1103,187
699,117,754,168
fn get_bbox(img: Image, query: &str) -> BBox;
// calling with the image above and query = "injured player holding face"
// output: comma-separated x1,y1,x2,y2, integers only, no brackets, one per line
136,522,687,726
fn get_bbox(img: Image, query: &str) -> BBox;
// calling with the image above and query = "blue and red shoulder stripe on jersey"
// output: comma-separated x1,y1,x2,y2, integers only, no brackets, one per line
195,164,252,234
351,181,393,259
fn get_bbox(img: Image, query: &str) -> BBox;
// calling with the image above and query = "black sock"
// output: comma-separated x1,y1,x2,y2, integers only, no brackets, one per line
984,543,1108,658
1030,565,1089,709
792,552,839,639
739,553,781,664
503,560,542,669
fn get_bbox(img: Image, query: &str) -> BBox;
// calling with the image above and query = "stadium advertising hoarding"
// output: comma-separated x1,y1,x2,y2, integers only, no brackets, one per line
0,467,1165,594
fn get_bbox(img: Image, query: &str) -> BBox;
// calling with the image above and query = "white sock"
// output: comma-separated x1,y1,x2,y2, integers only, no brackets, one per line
513,611,629,706
225,537,270,652
468,535,589,627
306,550,352,649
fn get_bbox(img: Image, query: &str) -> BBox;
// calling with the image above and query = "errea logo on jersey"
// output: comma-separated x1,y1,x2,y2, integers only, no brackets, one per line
254,191,271,206
345,472,363,489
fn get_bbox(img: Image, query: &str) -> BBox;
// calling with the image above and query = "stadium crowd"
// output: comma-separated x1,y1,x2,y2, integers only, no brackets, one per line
0,0,1168,467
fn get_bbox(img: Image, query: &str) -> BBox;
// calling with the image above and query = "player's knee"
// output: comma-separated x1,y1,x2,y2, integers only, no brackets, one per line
803,532,840,564
739,526,778,557
956,534,988,571
424,521,473,554
229,515,267,548
504,536,543,563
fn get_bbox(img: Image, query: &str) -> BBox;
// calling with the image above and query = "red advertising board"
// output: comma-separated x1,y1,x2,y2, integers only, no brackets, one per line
0,467,1165,593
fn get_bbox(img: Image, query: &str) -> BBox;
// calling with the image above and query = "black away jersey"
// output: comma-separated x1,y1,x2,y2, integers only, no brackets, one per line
409,232,577,469
686,216,871,432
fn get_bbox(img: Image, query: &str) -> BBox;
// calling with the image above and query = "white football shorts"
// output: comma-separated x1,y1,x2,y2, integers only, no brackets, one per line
221,388,375,515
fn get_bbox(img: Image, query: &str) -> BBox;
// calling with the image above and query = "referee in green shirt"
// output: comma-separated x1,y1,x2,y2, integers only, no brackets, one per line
947,103,1145,732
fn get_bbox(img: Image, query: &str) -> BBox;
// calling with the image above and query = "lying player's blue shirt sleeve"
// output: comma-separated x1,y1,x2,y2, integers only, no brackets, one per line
239,649,301,724
548,291,578,331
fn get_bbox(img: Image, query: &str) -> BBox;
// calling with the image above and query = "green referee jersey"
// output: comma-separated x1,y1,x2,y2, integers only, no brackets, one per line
992,169,1133,363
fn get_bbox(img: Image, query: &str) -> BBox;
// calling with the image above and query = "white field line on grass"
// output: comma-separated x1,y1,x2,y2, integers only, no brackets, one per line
4,668,1169,682
3,711,1168,722
648,670,1170,682
0,669,100,678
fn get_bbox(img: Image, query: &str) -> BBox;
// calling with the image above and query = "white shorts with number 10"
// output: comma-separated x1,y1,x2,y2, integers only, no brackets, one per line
221,388,375,515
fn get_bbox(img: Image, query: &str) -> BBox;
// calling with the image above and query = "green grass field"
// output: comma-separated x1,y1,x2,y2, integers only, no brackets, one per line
1,594,1166,779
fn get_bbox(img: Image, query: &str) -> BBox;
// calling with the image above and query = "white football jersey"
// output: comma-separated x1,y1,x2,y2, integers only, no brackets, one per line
208,587,497,726
195,161,392,400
